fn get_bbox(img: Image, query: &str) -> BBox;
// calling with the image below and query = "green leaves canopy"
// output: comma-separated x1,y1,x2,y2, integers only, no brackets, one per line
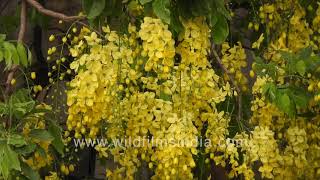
80,0,230,43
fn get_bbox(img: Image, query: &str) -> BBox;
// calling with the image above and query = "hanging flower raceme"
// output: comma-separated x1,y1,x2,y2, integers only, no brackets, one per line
65,16,231,179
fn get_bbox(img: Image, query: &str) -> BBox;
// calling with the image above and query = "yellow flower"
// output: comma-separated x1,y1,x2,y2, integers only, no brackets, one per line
31,72,36,79
49,35,55,42
252,33,264,49
45,172,60,180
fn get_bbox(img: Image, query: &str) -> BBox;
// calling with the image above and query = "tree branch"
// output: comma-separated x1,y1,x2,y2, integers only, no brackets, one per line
4,0,27,95
25,0,85,22
18,0,27,42
211,45,243,127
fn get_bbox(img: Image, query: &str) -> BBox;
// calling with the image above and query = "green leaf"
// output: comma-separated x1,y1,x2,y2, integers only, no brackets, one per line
17,42,28,67
298,46,312,59
87,0,106,19
253,55,278,78
27,48,32,65
288,87,310,109
280,51,296,64
10,89,32,102
280,51,301,75
212,14,229,44
278,94,292,114
191,0,208,16
0,102,7,116
14,143,36,155
8,89,35,119
262,83,277,101
305,55,320,72
296,60,306,76
159,91,171,101
7,134,26,147
0,144,9,179
139,0,152,5
0,144,21,179
5,145,21,171
0,50,3,62
4,44,12,67
82,0,93,14
3,42,19,65
0,34,6,42
36,146,47,158
170,10,183,34
21,162,40,180
29,129,54,142
13,101,35,119
101,0,116,17
209,11,218,27
214,0,231,20
48,121,64,155
152,0,171,24
274,91,295,117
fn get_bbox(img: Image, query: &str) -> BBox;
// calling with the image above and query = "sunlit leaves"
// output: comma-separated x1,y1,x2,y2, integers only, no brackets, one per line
29,129,54,142
0,144,21,179
9,89,35,119
17,42,28,67
85,0,106,19
0,34,31,69
262,82,311,117
21,162,40,180
281,47,320,76
7,134,27,148
48,121,64,155
152,0,171,24
212,14,229,44
296,60,306,76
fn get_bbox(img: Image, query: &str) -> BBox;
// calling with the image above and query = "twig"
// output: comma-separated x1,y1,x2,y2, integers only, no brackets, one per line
211,44,243,127
4,0,27,95
25,0,85,22
76,21,104,37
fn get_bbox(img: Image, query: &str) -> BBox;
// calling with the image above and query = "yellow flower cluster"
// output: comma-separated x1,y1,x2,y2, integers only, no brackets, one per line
242,126,282,179
66,16,231,179
67,26,132,139
138,17,175,77
221,42,248,91
176,17,211,68
151,112,198,180
281,127,308,175
262,0,317,58
205,111,230,164
22,105,54,170
307,78,320,103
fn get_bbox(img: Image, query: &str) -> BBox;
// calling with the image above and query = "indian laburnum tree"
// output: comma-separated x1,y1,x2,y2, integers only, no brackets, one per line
1,0,320,179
